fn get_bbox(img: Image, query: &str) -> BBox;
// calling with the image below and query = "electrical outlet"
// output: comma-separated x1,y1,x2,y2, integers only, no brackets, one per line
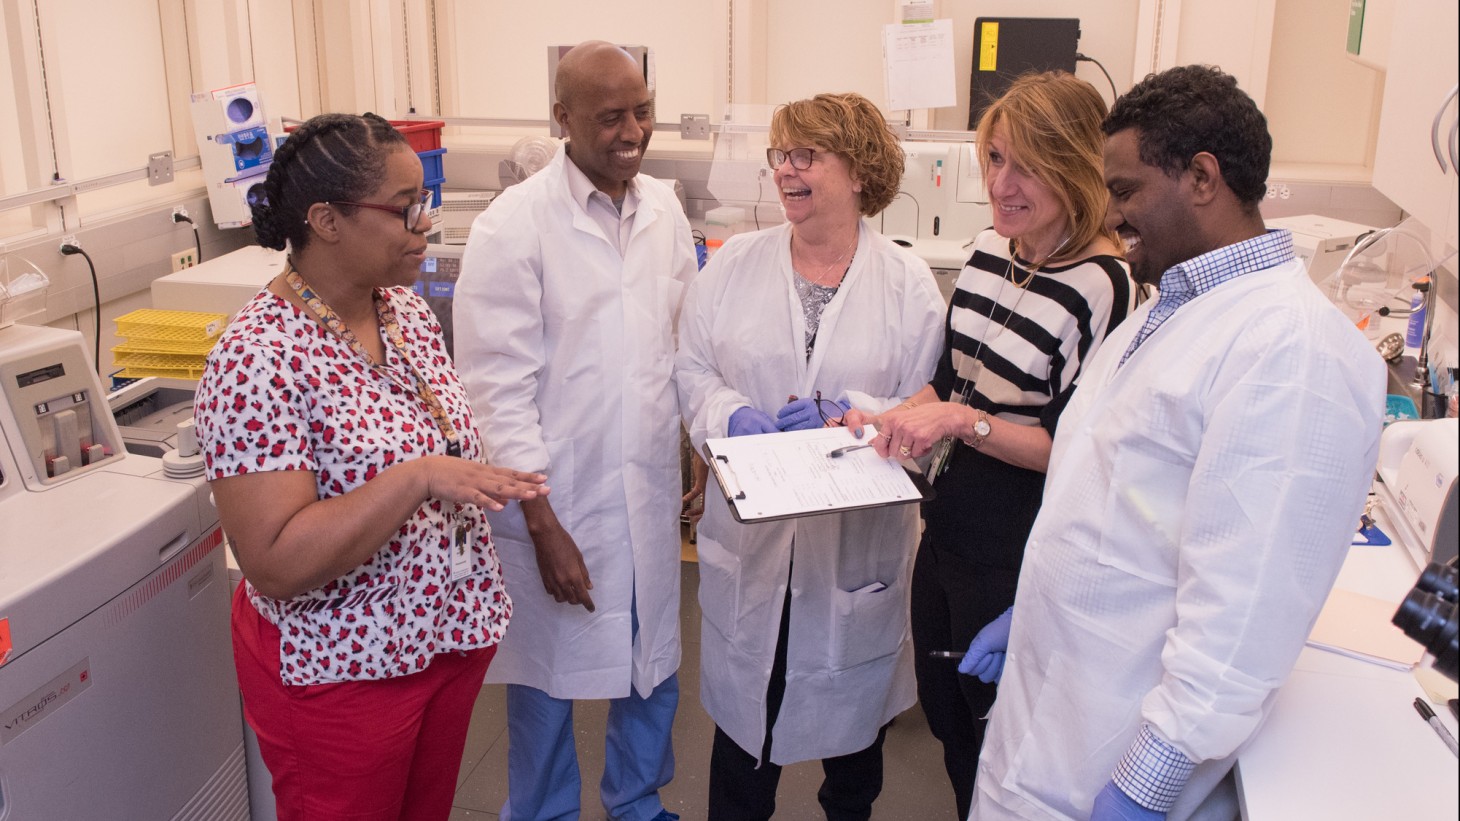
173,205,189,221
171,249,197,272
148,151,174,186
680,114,711,140
60,234,79,251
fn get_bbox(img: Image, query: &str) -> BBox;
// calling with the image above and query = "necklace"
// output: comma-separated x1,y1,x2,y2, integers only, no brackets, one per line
928,240,1051,479
286,263,461,458
792,231,857,286
1009,233,1074,288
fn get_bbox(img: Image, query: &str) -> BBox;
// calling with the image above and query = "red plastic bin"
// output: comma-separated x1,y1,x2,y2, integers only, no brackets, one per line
282,119,444,154
389,120,444,153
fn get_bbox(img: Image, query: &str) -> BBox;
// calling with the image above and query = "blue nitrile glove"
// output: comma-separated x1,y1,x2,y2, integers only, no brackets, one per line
958,606,1013,683
1091,781,1166,821
775,397,850,431
728,407,777,437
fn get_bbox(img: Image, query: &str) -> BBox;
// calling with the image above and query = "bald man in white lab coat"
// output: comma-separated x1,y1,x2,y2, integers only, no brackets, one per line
454,42,696,821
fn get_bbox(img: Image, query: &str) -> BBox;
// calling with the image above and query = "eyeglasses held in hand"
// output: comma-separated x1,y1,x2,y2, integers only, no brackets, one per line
814,390,845,427
328,188,434,232
766,147,816,171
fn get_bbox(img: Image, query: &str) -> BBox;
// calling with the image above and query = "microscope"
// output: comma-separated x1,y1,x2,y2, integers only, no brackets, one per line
1394,560,1460,684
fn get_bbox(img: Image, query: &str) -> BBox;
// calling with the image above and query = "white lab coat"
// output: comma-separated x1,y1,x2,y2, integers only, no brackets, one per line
454,148,698,700
676,222,945,764
972,259,1385,819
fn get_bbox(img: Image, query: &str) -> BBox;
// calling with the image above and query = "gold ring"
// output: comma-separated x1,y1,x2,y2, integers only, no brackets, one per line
899,446,912,457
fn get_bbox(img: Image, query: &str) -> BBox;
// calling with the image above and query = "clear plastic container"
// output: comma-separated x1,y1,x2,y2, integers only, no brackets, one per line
0,253,51,329
704,206,746,243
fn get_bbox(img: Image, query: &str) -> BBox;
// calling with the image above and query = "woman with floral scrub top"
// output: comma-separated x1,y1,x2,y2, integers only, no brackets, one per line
193,112,547,821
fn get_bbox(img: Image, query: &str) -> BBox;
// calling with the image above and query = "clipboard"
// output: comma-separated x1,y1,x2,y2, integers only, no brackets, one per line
703,426,934,524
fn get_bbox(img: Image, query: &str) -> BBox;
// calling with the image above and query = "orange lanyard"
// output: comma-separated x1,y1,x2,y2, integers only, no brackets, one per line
287,267,461,458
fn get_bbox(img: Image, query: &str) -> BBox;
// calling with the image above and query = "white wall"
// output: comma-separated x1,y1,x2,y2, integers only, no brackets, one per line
763,0,889,111
1265,0,1384,169
440,0,721,123
0,5,32,198
43,0,172,181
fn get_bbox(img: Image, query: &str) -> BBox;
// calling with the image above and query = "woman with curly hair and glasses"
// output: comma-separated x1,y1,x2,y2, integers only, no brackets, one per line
193,112,547,819
675,92,944,821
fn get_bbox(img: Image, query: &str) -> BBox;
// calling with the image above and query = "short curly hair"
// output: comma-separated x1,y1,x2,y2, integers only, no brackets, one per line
252,112,409,252
770,93,904,216
1103,65,1271,207
975,71,1116,258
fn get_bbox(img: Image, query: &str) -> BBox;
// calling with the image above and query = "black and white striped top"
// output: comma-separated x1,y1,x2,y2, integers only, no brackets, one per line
923,228,1134,567
936,229,1134,424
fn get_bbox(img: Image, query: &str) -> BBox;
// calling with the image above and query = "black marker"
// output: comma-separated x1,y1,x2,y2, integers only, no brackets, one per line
1414,697,1459,757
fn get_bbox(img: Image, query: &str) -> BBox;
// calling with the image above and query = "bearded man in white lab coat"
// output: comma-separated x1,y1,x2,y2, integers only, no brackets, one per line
963,65,1386,820
454,41,697,821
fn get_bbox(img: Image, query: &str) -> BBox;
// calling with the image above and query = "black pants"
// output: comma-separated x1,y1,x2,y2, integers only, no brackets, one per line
909,532,1022,820
707,581,889,821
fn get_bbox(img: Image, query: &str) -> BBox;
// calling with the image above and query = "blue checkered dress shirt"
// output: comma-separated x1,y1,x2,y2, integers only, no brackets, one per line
1107,229,1296,810
1120,230,1296,366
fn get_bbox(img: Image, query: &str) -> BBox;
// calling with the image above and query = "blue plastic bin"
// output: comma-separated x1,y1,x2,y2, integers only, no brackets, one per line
425,177,444,208
417,148,447,183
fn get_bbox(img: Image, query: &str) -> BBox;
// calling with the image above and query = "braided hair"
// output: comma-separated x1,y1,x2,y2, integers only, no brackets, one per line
252,112,409,251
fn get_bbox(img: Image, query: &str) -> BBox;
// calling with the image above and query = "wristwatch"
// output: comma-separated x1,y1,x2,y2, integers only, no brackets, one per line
965,409,992,449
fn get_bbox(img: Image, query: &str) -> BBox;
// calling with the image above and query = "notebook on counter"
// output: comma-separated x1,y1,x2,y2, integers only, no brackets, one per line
1307,587,1426,670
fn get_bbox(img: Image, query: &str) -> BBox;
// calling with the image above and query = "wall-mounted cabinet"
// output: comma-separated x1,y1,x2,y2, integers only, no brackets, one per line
1372,0,1458,252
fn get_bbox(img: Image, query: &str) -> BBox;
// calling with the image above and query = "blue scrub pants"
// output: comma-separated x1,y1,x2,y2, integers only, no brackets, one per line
501,675,679,821
500,594,679,821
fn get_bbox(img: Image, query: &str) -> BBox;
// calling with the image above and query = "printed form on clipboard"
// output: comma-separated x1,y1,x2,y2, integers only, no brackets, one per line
703,425,934,523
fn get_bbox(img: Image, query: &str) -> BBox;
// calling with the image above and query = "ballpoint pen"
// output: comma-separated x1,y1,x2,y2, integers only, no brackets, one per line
1413,697,1459,757
927,650,964,659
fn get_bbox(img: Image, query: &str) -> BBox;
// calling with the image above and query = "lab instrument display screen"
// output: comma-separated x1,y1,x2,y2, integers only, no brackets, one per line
415,244,464,358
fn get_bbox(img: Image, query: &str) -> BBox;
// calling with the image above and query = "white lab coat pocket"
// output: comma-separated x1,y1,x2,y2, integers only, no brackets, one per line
1001,653,1142,817
659,275,688,358
829,579,907,670
657,275,686,320
695,535,742,642
1096,447,1185,588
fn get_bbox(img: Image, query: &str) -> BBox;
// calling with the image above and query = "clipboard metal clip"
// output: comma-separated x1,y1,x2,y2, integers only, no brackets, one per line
716,454,747,500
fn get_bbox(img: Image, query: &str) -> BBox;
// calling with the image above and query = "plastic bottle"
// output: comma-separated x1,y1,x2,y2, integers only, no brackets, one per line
1405,279,1428,353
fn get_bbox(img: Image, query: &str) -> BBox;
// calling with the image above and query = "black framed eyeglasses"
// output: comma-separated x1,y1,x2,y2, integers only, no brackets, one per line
328,188,433,232
767,147,816,171
813,390,845,427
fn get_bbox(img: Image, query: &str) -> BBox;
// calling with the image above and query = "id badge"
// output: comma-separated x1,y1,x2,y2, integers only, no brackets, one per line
451,521,472,581
927,436,956,482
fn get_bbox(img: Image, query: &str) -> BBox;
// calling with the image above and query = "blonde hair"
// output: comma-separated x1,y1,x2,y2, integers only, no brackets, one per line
770,92,904,216
976,72,1117,256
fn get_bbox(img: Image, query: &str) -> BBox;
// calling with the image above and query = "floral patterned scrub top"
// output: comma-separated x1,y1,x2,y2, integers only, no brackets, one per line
194,285,511,686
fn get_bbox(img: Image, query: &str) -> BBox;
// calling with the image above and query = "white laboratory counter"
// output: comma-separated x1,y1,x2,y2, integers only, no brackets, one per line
1235,499,1459,819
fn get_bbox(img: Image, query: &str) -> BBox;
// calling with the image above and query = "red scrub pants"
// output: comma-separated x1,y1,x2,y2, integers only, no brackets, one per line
231,584,495,821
